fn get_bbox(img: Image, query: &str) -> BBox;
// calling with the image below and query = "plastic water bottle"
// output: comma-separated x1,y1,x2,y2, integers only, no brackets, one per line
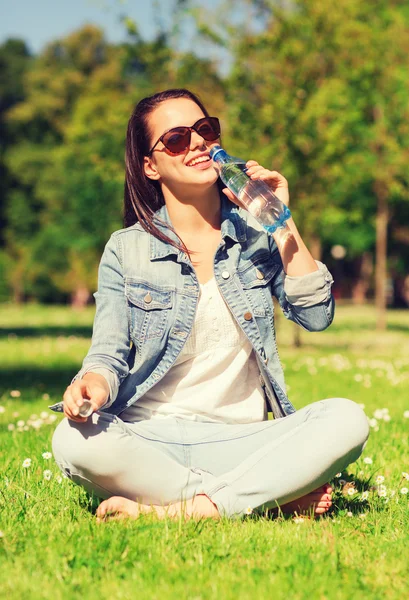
210,145,291,235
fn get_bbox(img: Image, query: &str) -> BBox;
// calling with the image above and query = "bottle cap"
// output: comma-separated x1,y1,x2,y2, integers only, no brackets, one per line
78,400,93,418
209,145,224,160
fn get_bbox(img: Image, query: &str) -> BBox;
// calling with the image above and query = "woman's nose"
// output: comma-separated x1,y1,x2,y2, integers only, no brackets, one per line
190,130,206,150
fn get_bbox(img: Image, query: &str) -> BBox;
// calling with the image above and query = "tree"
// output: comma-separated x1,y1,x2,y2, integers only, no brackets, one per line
3,21,227,304
190,0,409,328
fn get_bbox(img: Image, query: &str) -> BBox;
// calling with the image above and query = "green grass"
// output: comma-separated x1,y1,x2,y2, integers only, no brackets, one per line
0,302,408,599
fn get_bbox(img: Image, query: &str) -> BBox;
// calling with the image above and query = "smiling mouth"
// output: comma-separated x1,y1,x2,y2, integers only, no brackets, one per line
186,154,211,167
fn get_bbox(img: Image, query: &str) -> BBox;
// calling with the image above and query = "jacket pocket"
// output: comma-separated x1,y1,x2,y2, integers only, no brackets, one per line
237,257,281,317
125,280,173,344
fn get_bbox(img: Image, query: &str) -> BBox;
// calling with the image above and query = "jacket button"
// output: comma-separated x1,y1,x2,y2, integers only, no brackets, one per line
144,292,152,304
221,271,230,279
243,311,253,321
255,269,265,280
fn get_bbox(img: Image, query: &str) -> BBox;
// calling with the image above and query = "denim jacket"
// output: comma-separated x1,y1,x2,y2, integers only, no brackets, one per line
50,195,334,420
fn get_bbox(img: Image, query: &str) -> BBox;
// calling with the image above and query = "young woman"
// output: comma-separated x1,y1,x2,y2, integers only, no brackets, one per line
51,88,369,522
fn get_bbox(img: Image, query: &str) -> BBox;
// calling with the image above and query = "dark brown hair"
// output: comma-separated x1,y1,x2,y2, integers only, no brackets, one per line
124,88,219,254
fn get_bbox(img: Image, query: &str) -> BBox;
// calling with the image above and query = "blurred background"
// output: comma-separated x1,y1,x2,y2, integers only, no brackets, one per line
1,0,408,331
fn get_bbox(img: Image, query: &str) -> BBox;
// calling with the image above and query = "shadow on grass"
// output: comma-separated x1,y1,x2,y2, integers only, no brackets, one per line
74,472,376,524
0,326,92,338
0,366,80,397
328,322,409,333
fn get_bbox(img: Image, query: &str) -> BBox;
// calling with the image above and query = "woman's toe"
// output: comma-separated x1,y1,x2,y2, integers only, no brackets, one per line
96,500,109,518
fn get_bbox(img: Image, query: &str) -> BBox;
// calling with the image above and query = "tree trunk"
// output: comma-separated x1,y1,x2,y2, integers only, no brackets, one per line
292,321,301,347
309,235,322,261
71,285,90,309
352,252,373,304
374,181,388,330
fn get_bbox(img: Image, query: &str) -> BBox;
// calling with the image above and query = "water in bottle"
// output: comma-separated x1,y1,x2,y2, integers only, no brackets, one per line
209,145,292,237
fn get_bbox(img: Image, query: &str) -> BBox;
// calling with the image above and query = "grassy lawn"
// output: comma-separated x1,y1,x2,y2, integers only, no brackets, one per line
0,302,408,599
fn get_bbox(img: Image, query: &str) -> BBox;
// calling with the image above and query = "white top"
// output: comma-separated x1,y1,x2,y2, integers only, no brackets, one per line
120,276,267,424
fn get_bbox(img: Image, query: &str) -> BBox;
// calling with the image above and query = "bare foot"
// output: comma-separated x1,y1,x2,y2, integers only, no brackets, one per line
268,484,333,518
96,493,220,523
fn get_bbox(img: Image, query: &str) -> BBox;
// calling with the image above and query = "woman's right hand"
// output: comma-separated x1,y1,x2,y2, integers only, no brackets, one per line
63,373,110,422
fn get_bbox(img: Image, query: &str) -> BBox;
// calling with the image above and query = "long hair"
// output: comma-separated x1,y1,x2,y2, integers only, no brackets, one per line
124,88,216,254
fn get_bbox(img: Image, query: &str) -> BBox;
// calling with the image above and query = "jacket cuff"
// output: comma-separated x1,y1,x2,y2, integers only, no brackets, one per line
284,260,334,307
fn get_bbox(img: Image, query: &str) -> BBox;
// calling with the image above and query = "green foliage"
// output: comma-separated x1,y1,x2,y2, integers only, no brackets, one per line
0,20,226,303
1,2,409,304
220,0,409,251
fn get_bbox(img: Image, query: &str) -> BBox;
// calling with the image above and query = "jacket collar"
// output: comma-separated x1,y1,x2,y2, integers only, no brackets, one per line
149,193,247,261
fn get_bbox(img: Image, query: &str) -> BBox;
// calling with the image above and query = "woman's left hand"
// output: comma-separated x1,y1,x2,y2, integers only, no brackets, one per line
222,160,290,208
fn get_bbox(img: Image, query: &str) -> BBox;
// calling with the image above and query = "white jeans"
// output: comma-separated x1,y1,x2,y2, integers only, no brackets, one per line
52,397,370,519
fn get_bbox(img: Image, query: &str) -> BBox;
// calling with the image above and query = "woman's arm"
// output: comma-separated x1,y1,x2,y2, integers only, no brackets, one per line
237,161,318,277
222,161,334,331
70,233,132,407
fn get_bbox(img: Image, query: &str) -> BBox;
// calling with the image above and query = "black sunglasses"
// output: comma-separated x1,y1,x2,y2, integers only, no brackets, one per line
147,116,221,156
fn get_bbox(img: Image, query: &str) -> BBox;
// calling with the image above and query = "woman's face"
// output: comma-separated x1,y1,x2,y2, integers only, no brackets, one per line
143,98,220,193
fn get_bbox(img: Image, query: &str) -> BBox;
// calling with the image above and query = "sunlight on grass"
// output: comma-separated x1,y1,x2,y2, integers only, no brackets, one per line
0,303,408,598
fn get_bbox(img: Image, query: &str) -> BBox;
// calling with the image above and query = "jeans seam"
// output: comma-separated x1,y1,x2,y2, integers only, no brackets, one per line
184,421,275,446
205,482,229,497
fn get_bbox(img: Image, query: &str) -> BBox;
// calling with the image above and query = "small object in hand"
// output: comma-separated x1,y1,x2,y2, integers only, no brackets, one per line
78,400,93,418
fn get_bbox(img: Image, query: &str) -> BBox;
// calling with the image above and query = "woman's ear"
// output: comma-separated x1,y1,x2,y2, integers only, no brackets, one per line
143,156,161,181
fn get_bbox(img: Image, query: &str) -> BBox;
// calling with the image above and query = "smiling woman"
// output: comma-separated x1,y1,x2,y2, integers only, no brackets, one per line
50,88,370,523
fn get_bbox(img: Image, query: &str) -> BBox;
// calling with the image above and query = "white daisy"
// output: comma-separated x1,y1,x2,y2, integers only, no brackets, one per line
17,420,25,427
361,491,369,500
375,475,385,484
43,470,52,481
400,488,408,495
335,472,342,478
56,475,63,484
403,411,409,419
293,516,305,524
22,458,32,468
378,489,387,497
10,390,21,398
40,411,49,420
363,457,373,464
347,488,357,496
7,424,15,431
42,452,52,460
0,406,5,413
402,472,409,480
346,511,353,517
245,506,253,515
